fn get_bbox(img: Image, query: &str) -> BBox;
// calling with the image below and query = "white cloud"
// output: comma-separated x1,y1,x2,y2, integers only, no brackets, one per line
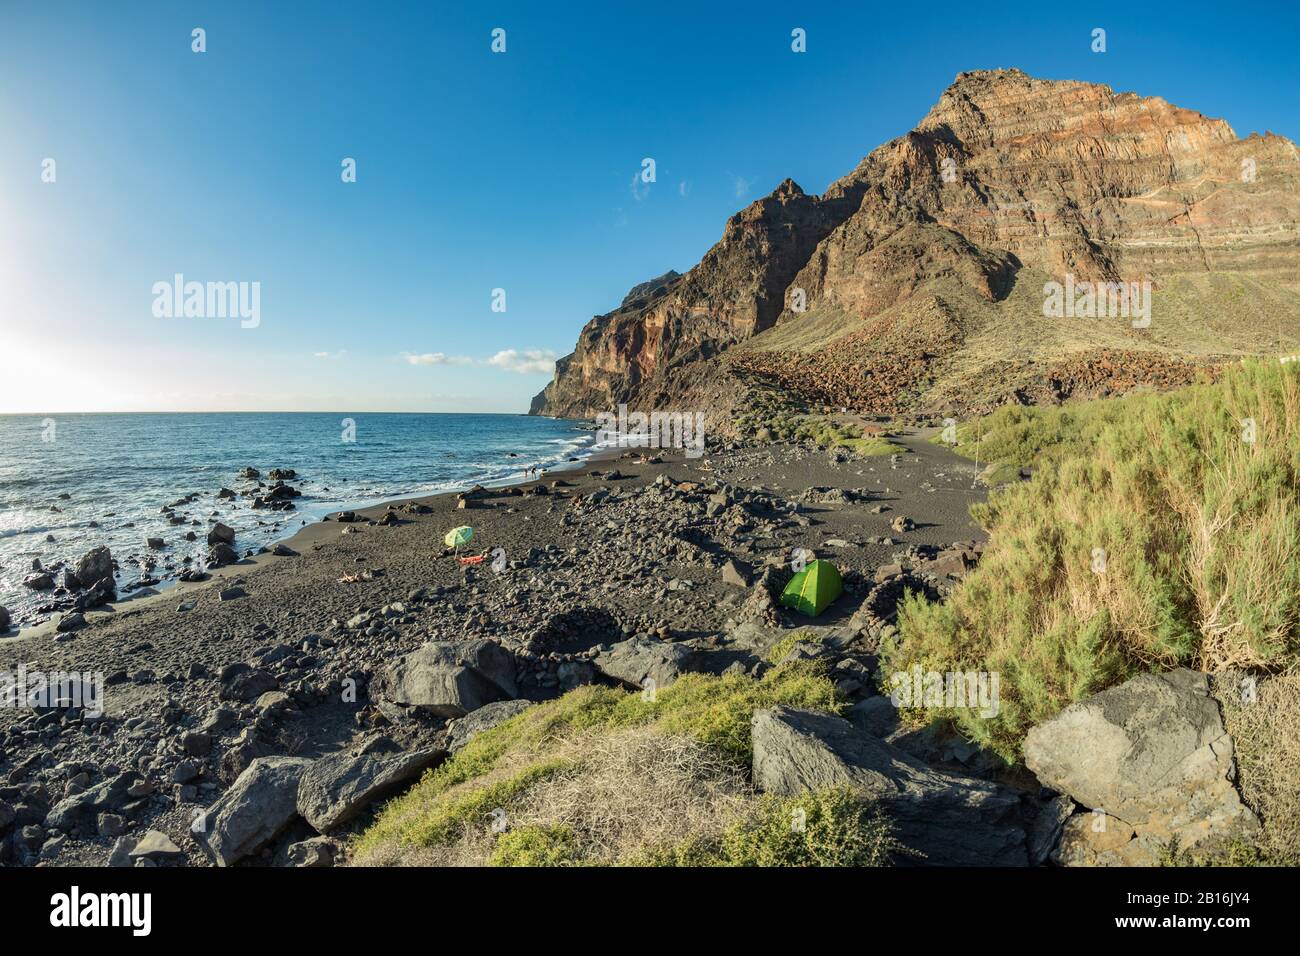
678,180,691,197
313,349,347,359
486,349,558,374
732,174,754,198
404,352,473,366
402,349,557,374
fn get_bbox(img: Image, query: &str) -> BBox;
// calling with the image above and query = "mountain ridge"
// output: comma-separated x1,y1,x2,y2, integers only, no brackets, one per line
531,69,1300,427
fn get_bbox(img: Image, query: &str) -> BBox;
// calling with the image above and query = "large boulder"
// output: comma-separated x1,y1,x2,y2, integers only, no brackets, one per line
207,522,236,546
197,756,311,866
447,699,535,753
752,706,1028,866
593,636,694,690
375,640,518,717
1023,668,1259,862
0,605,9,630
297,747,446,832
1051,811,1142,866
207,542,239,567
74,546,114,589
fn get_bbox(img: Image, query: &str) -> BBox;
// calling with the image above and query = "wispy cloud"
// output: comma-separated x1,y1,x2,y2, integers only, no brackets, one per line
404,352,474,366
731,174,754,199
678,180,691,197
313,349,347,359
630,170,651,202
403,349,557,374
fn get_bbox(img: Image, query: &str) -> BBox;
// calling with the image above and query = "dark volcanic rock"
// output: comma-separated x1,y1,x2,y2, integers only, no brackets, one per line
375,640,519,717
197,756,312,866
752,706,1028,866
297,746,446,832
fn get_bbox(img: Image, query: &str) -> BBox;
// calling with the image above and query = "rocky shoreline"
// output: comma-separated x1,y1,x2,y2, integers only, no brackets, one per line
1,467,314,634
0,431,1258,867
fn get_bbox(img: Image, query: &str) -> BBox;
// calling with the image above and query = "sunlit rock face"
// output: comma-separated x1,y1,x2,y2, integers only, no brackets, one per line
532,69,1300,424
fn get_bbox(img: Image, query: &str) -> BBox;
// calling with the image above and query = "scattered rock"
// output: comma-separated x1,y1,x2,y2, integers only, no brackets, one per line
219,667,279,703
720,558,752,588
128,829,185,862
207,523,236,546
45,772,141,832
196,756,312,866
207,543,239,567
285,836,336,867
55,612,86,633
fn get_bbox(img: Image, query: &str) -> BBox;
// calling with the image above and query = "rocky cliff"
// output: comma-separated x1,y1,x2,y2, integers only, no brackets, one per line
531,69,1300,425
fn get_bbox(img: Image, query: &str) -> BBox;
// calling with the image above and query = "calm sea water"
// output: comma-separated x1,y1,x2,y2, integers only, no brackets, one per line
0,412,593,627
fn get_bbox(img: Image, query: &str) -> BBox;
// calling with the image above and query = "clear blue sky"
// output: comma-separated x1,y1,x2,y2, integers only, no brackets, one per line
2,0,1297,413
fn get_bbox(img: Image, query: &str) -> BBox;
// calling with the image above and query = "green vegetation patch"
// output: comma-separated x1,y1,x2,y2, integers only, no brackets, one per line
488,824,582,867
633,786,898,867
356,662,843,860
889,360,1300,761
734,408,905,455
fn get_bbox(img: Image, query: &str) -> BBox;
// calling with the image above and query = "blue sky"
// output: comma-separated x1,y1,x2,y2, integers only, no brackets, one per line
2,0,1297,413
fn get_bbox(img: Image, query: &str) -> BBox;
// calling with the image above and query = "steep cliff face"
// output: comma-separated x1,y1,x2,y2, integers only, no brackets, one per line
532,69,1300,423
531,178,861,418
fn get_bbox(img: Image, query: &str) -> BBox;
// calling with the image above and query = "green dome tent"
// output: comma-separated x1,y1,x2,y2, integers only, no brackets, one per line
780,559,843,617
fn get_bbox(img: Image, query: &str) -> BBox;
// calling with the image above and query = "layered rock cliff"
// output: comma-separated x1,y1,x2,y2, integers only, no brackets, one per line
531,69,1300,424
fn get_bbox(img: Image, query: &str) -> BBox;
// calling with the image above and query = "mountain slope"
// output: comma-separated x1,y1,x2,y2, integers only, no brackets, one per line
531,69,1300,426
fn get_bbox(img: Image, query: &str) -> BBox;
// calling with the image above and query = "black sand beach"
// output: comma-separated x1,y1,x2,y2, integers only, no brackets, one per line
0,429,988,866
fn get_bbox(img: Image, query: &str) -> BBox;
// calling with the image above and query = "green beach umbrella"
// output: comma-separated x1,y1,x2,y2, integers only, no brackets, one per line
444,525,474,553
780,559,843,617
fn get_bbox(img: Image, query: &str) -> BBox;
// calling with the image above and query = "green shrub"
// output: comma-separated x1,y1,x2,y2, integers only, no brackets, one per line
717,787,897,866
359,759,572,853
634,787,897,867
488,824,581,867
890,360,1300,760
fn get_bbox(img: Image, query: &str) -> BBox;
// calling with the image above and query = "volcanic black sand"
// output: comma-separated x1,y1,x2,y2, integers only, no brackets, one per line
0,428,989,866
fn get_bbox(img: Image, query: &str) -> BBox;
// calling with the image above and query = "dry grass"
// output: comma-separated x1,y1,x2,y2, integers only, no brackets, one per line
1216,670,1300,865
355,727,755,867
353,665,843,865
